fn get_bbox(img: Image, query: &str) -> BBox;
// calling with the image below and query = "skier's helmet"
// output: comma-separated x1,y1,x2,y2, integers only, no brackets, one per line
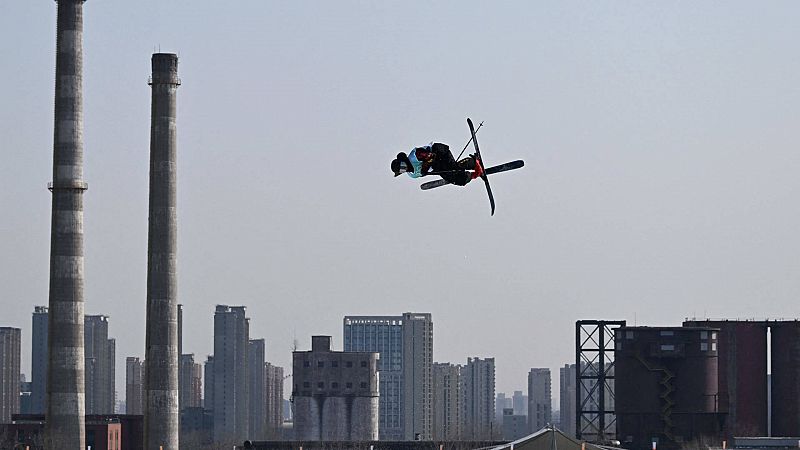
392,152,412,177
391,158,408,176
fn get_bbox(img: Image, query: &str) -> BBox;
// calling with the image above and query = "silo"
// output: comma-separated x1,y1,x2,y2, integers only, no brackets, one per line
616,327,723,450
770,321,800,437
684,320,768,437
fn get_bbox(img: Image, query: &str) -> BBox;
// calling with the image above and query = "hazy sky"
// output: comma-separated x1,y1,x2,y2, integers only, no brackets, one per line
2,1,800,407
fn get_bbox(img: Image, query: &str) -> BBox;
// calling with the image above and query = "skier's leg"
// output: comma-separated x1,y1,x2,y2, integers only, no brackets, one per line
431,143,459,171
457,156,477,170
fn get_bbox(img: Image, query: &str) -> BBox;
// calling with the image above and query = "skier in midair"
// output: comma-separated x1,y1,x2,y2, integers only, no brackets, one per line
391,142,483,186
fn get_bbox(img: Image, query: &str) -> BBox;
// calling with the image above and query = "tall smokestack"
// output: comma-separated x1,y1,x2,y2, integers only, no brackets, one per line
144,52,180,449
46,1,87,448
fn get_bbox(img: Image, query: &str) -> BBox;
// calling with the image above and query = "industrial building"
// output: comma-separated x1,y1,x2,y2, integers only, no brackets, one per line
684,319,800,439
684,319,768,438
343,313,434,440
615,326,725,450
292,335,379,441
0,414,143,450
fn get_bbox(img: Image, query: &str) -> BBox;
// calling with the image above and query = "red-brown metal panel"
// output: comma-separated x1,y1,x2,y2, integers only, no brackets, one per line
684,320,768,438
616,326,723,450
770,321,800,437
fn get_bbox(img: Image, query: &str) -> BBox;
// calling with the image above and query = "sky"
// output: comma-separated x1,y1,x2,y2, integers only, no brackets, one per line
2,1,800,409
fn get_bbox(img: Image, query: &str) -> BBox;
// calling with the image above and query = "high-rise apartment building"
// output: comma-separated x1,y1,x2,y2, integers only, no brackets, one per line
0,327,21,423
30,307,48,415
212,305,250,445
248,339,267,440
265,362,284,439
179,354,203,409
513,390,527,416
528,368,552,432
463,357,496,440
204,355,214,411
496,392,512,422
126,357,144,415
559,364,577,436
343,313,433,440
84,315,116,414
432,362,463,440
292,336,379,441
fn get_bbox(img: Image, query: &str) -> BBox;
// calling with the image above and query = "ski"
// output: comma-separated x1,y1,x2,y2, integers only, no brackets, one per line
468,118,495,215
420,160,524,190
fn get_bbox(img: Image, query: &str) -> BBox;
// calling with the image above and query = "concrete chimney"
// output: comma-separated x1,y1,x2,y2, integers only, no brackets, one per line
144,52,180,450
46,1,88,448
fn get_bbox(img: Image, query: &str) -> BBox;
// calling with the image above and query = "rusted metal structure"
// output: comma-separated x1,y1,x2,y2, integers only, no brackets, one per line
770,321,800,437
684,320,768,438
615,326,724,450
575,320,625,443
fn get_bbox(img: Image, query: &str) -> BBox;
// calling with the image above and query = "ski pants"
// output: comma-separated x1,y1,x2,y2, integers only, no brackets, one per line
429,143,477,186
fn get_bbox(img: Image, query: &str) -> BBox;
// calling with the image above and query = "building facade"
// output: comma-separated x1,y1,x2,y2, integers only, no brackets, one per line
212,305,250,444
343,313,433,440
248,339,267,440
463,357,496,440
30,306,48,415
83,315,116,414
495,393,511,422
432,362,463,440
512,391,527,416
292,336,379,441
528,368,552,432
265,362,285,439
85,315,116,414
502,408,528,441
0,328,21,423
125,357,144,415
559,364,577,436
179,354,203,409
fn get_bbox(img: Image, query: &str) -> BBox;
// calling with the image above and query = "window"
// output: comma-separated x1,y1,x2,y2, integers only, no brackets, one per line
360,382,368,388
332,361,339,368
303,382,310,388
712,342,717,351
660,344,675,351
317,382,324,389
346,361,353,368
332,382,339,389
346,382,353,389
701,342,708,351
303,361,310,368
318,361,324,368
660,330,674,337
361,361,368,368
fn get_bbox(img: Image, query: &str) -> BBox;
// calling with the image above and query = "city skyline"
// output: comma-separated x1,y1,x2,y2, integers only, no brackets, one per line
3,1,800,411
